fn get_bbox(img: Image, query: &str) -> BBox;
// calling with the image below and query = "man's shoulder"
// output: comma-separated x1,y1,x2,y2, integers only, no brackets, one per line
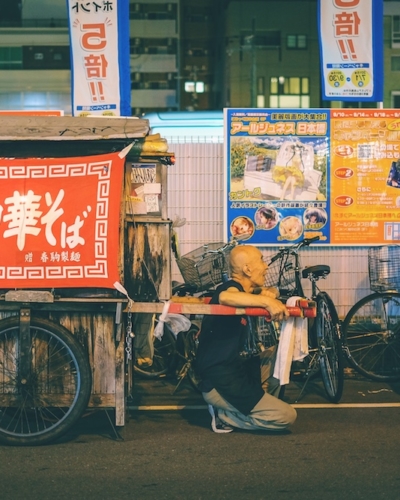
217,279,243,292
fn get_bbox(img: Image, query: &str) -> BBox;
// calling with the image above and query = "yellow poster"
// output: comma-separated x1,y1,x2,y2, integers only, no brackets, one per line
331,109,400,245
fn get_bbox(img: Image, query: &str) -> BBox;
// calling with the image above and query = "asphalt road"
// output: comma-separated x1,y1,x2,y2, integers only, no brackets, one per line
1,374,400,500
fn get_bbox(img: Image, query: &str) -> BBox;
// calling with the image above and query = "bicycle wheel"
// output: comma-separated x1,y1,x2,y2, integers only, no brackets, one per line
256,317,279,349
342,292,400,381
183,326,202,391
315,292,344,403
134,324,177,378
0,316,92,446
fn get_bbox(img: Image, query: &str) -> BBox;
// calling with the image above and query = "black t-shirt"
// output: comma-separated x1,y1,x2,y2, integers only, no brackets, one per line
195,280,264,415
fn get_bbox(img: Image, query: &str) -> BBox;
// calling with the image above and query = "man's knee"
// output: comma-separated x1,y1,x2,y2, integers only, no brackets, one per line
282,405,297,426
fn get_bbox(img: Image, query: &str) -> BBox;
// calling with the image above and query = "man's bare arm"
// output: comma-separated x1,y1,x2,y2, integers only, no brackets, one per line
219,287,289,321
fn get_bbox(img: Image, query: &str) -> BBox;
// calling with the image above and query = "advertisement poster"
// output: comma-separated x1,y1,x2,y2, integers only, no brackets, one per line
331,109,400,244
0,151,125,288
67,0,131,116
318,0,383,102
225,108,400,246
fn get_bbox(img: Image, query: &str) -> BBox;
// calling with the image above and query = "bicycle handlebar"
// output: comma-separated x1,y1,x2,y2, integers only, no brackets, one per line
200,239,238,257
269,236,320,264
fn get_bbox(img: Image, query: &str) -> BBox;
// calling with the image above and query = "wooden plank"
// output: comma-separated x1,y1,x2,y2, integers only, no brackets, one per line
0,394,116,407
0,116,149,141
88,394,116,407
125,221,172,301
114,330,126,426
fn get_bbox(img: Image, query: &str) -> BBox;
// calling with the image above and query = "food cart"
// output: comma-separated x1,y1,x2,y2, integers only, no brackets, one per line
0,116,316,446
0,115,174,446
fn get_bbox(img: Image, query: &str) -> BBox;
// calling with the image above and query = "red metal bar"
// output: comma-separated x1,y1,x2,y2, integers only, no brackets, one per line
167,298,317,319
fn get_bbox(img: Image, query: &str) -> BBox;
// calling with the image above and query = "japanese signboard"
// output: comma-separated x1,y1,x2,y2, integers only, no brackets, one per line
318,0,383,102
0,150,126,288
225,108,400,246
67,0,131,116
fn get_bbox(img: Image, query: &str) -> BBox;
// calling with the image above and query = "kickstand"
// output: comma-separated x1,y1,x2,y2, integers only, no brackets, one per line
104,409,124,441
294,354,319,403
172,360,190,395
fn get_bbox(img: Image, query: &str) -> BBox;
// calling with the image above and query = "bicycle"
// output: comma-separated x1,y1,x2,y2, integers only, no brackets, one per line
262,236,344,403
342,245,400,382
133,240,236,391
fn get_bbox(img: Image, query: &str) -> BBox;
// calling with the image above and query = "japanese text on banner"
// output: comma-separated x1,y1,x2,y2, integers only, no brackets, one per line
67,0,131,116
0,151,125,288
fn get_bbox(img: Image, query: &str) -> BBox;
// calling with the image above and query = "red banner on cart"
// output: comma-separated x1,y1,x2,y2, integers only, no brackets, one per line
0,151,125,288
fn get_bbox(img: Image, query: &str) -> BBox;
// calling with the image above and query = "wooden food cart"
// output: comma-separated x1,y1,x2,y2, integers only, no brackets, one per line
0,116,316,446
0,115,174,446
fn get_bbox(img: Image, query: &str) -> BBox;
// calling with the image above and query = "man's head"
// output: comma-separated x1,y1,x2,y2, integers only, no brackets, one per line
229,245,267,290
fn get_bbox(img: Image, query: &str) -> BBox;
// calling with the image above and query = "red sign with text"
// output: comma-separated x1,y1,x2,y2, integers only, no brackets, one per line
0,151,125,288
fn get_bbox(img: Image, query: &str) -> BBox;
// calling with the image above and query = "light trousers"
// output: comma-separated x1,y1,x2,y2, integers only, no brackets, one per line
202,347,297,431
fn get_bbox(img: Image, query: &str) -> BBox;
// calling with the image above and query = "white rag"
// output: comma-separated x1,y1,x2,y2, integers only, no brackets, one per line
273,296,309,386
153,301,191,340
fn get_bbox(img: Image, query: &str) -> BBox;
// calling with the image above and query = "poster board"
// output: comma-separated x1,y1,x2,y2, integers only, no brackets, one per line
225,108,400,246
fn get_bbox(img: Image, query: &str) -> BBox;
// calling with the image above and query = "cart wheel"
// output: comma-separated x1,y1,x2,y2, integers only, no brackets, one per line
0,317,92,446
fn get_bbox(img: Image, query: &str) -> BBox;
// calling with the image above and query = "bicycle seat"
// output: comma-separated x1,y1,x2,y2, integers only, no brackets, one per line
172,282,198,296
302,265,330,279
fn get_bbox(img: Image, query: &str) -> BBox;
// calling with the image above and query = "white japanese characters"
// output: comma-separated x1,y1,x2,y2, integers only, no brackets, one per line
0,188,91,252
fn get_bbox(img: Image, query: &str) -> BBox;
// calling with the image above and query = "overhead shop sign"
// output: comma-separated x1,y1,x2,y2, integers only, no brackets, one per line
0,150,126,288
67,0,131,116
318,0,383,102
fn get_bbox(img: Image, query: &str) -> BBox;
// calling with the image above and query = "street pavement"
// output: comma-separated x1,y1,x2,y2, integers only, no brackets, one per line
1,372,400,500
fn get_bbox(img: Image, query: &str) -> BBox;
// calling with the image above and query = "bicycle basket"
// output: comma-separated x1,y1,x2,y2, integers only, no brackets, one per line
264,253,297,293
368,245,400,292
176,242,231,292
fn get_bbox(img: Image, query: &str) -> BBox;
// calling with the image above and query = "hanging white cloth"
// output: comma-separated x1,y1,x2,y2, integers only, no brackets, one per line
273,296,309,386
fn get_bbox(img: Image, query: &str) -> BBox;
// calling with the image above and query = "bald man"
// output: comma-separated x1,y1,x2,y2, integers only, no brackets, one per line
195,245,297,433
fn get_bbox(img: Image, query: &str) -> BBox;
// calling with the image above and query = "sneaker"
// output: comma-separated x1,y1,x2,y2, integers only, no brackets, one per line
208,405,234,434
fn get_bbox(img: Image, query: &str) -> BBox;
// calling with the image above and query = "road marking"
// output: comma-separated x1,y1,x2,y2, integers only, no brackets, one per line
129,402,400,411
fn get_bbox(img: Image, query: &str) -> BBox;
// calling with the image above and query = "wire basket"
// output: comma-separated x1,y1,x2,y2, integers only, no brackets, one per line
368,245,400,292
176,242,232,292
264,252,297,293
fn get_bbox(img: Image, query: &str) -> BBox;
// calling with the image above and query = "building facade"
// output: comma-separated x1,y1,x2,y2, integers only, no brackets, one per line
0,0,399,114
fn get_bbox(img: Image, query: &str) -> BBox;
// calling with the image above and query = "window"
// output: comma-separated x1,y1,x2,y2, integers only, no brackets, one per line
391,92,400,108
393,16,400,47
23,46,70,70
0,91,71,113
185,81,205,93
130,72,176,90
129,2,177,20
392,57,400,72
287,35,307,49
129,38,177,55
184,5,210,23
269,76,310,108
0,47,22,69
241,31,280,48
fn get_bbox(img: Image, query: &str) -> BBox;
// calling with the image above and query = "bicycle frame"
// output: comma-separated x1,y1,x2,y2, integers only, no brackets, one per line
265,236,344,403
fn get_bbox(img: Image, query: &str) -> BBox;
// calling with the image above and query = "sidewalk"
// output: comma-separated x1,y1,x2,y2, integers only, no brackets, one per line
130,369,400,410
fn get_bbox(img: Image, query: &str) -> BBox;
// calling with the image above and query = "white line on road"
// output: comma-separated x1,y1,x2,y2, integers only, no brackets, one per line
129,402,400,411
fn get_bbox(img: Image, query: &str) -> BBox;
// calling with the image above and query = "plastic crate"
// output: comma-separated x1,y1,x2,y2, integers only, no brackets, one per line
264,253,297,293
368,245,400,292
176,242,231,292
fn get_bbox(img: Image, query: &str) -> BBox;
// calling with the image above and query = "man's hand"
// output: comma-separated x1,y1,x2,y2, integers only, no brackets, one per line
264,297,289,322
